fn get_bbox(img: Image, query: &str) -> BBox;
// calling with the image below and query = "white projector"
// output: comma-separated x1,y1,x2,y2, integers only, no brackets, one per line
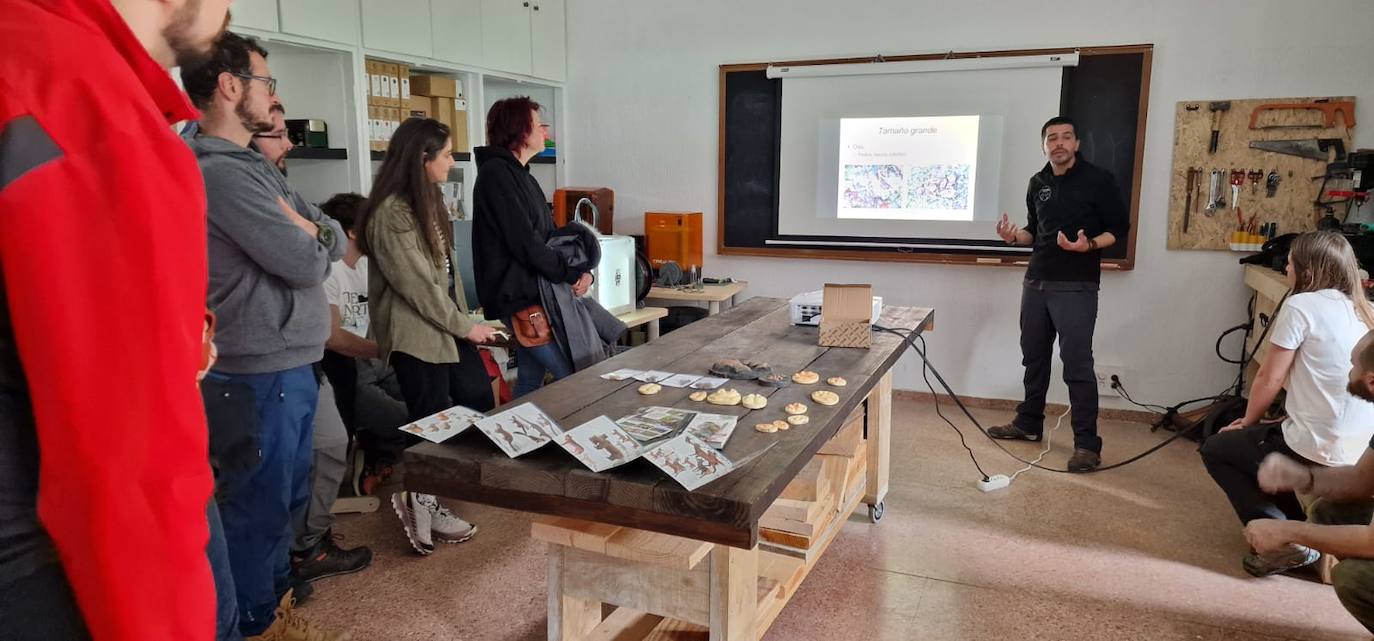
789,290,883,326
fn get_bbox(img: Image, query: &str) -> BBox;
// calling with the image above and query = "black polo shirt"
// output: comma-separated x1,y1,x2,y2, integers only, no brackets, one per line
1022,156,1130,283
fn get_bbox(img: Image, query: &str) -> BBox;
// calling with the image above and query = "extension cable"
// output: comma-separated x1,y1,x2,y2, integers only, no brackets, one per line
977,475,1010,492
875,325,1206,477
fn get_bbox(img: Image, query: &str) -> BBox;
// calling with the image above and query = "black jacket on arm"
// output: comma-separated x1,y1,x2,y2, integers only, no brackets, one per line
472,145,580,320
1022,156,1130,284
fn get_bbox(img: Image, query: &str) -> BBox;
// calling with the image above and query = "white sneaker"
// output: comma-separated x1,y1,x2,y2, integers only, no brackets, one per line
391,492,434,555
424,495,478,544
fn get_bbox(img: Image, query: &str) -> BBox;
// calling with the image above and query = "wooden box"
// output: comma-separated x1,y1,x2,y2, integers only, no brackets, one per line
817,284,872,348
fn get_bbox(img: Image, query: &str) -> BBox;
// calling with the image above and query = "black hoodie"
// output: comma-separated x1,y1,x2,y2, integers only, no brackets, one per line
472,145,580,320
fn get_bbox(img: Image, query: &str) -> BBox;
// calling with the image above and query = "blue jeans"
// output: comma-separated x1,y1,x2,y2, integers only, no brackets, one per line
213,365,317,636
512,340,573,398
206,501,241,641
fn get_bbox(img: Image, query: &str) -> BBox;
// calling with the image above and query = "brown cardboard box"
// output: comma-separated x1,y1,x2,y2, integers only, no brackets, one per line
365,59,381,106
398,63,411,102
405,95,432,120
410,74,457,98
386,64,402,108
367,104,382,151
817,283,873,348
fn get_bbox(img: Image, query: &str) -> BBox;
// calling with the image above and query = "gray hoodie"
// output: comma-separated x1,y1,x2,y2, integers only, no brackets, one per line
186,134,345,374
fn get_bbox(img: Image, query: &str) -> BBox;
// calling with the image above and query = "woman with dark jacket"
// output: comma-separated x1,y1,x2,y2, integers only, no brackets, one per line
472,97,592,397
356,117,499,555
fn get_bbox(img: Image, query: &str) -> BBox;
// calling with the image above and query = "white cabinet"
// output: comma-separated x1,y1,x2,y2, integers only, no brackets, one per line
528,0,565,82
360,0,433,58
431,0,484,67
280,0,361,45
480,0,531,76
230,0,278,32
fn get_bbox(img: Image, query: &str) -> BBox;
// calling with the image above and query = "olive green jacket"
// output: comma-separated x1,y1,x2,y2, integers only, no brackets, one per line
367,195,475,364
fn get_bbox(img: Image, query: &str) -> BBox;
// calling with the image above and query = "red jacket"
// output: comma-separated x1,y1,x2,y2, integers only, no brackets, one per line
0,1,215,639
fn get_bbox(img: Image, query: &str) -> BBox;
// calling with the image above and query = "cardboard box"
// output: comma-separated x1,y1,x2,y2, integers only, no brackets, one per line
367,104,382,151
386,63,401,108
410,74,457,98
398,64,411,101
449,100,468,152
405,95,432,120
365,59,382,106
818,283,873,348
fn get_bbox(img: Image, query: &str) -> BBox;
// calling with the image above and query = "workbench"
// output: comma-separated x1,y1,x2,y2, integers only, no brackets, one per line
405,297,932,640
1242,263,1289,379
646,281,748,316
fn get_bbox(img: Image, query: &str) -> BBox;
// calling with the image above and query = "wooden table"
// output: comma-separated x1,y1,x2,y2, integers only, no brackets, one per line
1242,264,1289,379
405,298,932,640
647,281,748,315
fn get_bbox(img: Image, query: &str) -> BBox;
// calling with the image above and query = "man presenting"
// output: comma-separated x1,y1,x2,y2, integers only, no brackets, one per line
991,116,1130,472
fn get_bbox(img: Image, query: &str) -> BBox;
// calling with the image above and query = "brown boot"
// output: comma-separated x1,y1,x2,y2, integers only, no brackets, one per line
1067,448,1101,473
987,423,1041,442
245,589,352,641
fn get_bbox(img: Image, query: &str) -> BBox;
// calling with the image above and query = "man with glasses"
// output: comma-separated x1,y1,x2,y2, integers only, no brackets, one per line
252,104,293,173
181,32,347,641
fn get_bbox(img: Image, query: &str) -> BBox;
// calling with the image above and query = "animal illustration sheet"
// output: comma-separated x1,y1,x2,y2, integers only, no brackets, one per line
600,368,643,381
633,370,672,383
396,405,485,444
689,376,728,390
617,406,696,442
684,412,739,449
643,432,738,491
659,373,703,388
473,403,561,457
557,416,646,472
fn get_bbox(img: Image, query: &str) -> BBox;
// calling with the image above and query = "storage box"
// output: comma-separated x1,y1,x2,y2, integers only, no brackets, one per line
405,95,432,120
448,100,468,152
367,104,383,151
818,284,874,348
645,211,703,270
553,187,614,235
410,74,457,98
387,64,402,108
398,63,411,101
365,59,382,106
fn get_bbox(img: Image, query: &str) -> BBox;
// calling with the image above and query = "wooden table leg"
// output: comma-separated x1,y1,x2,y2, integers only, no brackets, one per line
708,301,721,315
549,547,602,641
709,544,758,641
647,319,660,341
864,371,892,518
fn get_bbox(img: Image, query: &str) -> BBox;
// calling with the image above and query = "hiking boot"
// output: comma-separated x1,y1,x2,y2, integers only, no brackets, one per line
427,498,478,544
289,577,313,605
360,464,393,497
987,423,1041,441
391,491,434,555
245,589,351,641
1244,543,1321,577
293,531,372,584
1067,448,1100,472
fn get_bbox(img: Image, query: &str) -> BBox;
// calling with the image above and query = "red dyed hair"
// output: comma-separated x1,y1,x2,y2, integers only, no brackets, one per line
485,96,542,153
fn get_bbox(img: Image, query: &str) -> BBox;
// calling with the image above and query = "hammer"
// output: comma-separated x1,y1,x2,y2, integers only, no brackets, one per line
1209,101,1232,154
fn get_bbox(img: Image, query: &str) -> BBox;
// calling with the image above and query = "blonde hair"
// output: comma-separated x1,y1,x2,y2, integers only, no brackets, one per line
1289,231,1374,329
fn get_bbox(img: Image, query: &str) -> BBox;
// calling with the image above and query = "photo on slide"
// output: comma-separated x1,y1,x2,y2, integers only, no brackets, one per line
905,164,971,211
842,164,904,209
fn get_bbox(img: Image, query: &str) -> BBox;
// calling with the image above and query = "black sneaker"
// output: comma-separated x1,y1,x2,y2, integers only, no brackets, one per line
294,531,373,584
288,576,314,605
1067,448,1101,472
987,423,1042,441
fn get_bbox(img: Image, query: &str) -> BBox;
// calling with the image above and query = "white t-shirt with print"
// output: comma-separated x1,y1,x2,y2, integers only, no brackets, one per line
1271,289,1374,466
324,256,369,338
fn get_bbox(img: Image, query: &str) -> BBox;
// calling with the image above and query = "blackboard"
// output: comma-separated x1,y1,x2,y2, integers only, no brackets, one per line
718,45,1152,269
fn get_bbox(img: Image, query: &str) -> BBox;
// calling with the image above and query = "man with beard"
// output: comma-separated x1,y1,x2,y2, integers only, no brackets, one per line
181,32,347,641
251,104,292,173
0,0,230,639
1250,330,1374,633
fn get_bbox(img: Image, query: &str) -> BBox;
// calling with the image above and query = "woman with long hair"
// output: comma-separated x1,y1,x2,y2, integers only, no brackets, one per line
471,96,592,397
1202,230,1374,576
357,117,499,555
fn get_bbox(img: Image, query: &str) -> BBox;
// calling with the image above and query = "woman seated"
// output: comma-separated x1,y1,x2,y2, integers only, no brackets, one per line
1202,230,1374,576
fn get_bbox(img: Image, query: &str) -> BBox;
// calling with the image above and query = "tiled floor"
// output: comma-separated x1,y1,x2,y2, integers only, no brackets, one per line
299,399,1369,640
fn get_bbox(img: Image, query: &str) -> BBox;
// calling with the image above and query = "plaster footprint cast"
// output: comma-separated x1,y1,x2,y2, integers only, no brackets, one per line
741,393,768,410
791,370,820,385
772,420,789,431
754,422,778,433
827,377,848,387
783,402,808,416
787,414,809,426
638,383,663,395
707,388,742,406
689,391,709,402
811,390,840,406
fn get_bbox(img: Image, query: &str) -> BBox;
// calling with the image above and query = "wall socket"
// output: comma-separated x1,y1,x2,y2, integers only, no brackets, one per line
1096,365,1125,396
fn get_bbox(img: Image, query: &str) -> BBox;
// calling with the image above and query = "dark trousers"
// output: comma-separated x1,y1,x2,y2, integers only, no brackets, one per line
214,365,317,636
1200,422,1312,524
1014,282,1101,453
1312,498,1374,633
391,340,496,423
0,560,89,641
207,500,242,641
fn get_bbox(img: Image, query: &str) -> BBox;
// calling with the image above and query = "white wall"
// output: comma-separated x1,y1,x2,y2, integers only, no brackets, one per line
563,0,1374,409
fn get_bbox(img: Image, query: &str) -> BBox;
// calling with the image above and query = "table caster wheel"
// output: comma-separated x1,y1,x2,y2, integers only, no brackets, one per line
868,501,885,523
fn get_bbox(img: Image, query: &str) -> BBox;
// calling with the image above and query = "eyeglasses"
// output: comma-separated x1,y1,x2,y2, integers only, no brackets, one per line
252,132,288,140
233,73,278,96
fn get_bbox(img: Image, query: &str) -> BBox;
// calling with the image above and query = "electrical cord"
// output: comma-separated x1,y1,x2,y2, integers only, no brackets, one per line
881,326,1204,475
1008,406,1070,482
916,339,992,481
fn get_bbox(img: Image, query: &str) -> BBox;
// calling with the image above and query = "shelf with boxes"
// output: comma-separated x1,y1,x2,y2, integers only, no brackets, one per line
364,58,472,156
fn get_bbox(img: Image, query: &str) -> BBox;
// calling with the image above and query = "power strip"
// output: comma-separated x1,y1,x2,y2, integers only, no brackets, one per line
977,474,1010,492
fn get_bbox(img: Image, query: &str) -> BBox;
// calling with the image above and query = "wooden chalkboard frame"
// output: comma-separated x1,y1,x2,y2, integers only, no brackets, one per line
717,44,1152,270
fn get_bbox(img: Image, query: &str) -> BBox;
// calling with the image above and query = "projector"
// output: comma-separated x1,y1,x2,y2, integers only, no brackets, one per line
789,290,883,326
